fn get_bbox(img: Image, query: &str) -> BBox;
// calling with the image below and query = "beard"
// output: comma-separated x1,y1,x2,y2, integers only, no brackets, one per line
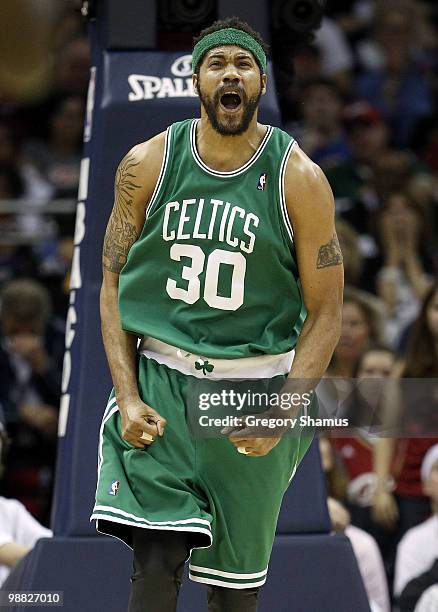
198,82,262,136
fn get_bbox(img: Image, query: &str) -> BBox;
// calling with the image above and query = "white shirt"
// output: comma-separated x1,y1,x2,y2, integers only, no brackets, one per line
0,497,52,587
415,585,438,612
394,515,438,597
346,524,391,612
315,18,354,76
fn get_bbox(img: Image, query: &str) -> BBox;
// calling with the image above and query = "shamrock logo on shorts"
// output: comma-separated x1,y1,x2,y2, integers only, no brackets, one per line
195,359,214,375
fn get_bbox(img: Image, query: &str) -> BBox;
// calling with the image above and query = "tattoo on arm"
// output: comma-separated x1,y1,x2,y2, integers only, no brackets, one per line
103,153,142,273
316,234,343,269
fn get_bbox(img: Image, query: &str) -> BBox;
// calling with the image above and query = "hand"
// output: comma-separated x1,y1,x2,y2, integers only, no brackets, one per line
371,489,399,530
400,210,420,256
222,411,289,457
8,334,49,373
379,211,401,266
118,397,167,448
20,404,58,437
327,497,351,533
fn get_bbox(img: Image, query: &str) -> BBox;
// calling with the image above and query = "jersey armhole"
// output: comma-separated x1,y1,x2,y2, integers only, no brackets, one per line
145,125,173,219
277,138,296,246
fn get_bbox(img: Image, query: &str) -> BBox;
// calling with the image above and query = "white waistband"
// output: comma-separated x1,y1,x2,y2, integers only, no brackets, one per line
139,337,294,379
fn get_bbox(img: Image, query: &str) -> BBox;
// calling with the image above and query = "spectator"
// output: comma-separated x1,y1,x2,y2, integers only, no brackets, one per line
0,279,64,523
328,0,375,44
394,444,438,600
326,102,387,236
413,583,438,612
319,433,349,501
0,407,52,587
326,102,428,236
23,96,84,200
320,437,391,612
289,78,351,169
330,344,405,579
371,285,438,587
279,45,323,123
0,278,63,424
332,345,397,513
355,3,433,147
0,123,53,202
398,562,438,612
0,162,40,288
327,287,385,377
376,192,432,347
314,17,354,93
20,35,90,141
336,218,381,292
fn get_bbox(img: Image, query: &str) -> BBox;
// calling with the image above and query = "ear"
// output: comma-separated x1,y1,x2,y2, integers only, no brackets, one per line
261,73,267,96
192,74,199,96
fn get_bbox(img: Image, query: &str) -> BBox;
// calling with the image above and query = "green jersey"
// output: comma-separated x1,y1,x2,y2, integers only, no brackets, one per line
118,118,305,359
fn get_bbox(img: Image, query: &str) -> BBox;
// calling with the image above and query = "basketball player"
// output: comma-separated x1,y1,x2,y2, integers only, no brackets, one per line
91,17,343,612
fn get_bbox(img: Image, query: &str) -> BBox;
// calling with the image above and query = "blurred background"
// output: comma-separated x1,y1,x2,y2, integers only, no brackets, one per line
0,1,437,610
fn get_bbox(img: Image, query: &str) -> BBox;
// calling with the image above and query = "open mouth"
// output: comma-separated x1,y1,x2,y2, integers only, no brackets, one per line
220,92,242,112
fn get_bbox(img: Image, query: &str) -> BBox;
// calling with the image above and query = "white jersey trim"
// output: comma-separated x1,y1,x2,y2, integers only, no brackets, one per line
93,504,211,528
92,514,212,545
190,119,273,178
278,138,296,244
189,563,268,580
139,336,295,379
145,125,172,218
189,574,267,589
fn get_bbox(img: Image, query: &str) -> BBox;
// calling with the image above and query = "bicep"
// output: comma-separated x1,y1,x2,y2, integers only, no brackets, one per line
102,149,149,274
285,155,344,316
102,133,166,275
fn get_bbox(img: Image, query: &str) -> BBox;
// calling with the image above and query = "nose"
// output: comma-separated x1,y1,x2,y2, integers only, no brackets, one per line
222,63,241,85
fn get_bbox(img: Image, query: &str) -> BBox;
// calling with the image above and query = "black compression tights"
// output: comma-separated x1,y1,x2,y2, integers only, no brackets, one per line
128,528,259,612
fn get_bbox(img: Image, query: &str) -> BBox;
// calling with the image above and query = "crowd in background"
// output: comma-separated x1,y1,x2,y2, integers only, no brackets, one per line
0,0,437,609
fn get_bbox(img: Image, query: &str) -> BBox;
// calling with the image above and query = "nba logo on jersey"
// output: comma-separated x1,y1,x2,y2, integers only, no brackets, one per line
108,480,120,496
257,173,267,191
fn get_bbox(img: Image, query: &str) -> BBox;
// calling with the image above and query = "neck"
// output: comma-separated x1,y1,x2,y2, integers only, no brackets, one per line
51,135,76,154
196,112,266,172
330,356,354,378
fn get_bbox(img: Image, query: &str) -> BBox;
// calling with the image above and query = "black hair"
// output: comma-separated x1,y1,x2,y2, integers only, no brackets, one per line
302,77,343,99
353,343,395,378
0,162,25,198
193,16,269,63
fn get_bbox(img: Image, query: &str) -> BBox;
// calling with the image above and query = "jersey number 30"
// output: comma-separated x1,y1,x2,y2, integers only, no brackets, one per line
166,244,246,311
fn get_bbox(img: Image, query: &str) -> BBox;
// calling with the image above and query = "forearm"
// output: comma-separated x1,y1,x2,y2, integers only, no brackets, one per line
0,542,30,567
404,253,430,300
287,311,341,382
373,438,396,487
100,278,140,404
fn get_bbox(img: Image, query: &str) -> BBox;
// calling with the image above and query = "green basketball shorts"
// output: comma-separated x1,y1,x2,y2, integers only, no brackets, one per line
91,340,315,589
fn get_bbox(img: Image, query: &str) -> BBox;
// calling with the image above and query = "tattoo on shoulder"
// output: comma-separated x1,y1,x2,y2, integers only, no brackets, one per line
114,152,141,219
103,152,142,273
316,234,343,269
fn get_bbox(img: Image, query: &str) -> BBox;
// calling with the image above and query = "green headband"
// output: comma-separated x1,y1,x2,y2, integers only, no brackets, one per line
192,28,267,74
